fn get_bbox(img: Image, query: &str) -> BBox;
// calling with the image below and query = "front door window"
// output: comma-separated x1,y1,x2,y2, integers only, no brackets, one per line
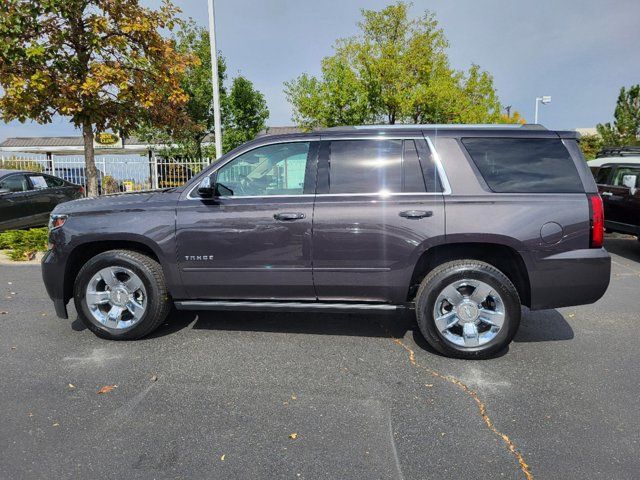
216,142,311,197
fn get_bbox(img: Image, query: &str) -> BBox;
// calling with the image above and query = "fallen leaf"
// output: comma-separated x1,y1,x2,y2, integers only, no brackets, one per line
10,292,16,295
289,432,298,439
567,313,575,318
291,395,297,400
220,454,225,461
150,375,158,382
52,422,60,427
27,412,34,418
425,384,433,388
0,311,7,315
97,385,117,394
41,313,47,317
68,383,76,389
10,346,16,351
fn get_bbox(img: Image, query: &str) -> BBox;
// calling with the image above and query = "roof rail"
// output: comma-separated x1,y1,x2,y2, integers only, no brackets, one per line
596,145,640,158
323,123,546,131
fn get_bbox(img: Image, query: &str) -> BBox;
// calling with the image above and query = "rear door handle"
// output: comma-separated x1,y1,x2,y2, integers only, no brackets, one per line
601,191,613,197
274,212,306,221
399,210,433,219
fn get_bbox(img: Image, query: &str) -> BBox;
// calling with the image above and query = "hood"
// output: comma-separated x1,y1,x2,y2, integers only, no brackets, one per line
52,189,178,215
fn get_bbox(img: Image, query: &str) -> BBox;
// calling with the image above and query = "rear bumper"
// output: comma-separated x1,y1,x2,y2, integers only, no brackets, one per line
527,248,611,310
41,249,68,319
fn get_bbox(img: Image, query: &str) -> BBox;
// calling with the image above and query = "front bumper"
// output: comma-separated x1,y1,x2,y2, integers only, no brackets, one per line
41,249,68,319
527,248,611,310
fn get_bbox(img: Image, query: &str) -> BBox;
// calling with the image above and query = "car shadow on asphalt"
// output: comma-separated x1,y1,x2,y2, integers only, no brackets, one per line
145,306,574,354
604,236,640,264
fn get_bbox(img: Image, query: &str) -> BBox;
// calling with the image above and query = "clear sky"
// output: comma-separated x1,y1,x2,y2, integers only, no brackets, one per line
1,0,639,140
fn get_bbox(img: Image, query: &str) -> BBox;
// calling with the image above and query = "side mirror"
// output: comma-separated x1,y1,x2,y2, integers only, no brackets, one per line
622,175,637,195
197,176,214,198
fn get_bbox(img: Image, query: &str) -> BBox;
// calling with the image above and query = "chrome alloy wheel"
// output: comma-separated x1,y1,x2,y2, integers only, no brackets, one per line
432,279,505,347
85,266,147,329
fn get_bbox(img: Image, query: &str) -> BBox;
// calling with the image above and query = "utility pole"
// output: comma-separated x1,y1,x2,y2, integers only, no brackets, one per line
207,0,223,160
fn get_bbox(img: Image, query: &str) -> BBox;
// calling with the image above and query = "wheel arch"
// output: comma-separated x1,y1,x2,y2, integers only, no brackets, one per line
408,242,531,307
63,239,162,305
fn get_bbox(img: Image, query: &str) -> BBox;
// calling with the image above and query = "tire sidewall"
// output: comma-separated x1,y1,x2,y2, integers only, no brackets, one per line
417,264,521,358
74,252,162,339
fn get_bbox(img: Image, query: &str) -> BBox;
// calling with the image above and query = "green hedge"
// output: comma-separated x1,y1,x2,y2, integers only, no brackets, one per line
0,228,49,261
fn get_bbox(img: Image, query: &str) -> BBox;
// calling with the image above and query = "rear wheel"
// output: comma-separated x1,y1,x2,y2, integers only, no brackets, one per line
73,250,171,340
414,260,521,359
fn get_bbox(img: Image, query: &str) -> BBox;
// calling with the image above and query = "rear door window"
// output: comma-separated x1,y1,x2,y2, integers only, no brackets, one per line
461,138,584,193
328,139,403,194
326,139,439,194
594,166,613,185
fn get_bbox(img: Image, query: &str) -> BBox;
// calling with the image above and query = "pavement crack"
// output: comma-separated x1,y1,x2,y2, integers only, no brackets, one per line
388,335,534,480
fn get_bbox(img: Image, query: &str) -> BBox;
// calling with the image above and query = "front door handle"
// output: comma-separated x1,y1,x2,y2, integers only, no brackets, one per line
274,212,306,221
399,210,433,219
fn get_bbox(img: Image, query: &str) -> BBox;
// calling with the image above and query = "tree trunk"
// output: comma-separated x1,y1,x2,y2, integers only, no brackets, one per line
82,120,99,197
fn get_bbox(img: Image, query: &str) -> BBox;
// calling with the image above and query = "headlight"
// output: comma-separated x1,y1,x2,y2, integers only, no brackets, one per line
48,214,68,230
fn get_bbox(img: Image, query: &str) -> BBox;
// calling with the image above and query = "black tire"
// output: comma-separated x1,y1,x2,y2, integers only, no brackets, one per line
414,260,521,359
73,250,171,340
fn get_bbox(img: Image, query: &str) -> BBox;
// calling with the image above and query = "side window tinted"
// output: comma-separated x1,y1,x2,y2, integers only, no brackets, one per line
216,142,311,196
44,175,65,188
461,138,584,193
0,174,29,192
328,140,403,194
594,166,612,185
403,140,427,193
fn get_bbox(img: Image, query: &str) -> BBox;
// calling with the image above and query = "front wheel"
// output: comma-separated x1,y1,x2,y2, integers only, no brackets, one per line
414,260,521,359
73,250,171,340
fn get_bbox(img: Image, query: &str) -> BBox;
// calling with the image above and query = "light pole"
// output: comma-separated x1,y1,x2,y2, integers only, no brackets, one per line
534,96,551,124
207,0,223,160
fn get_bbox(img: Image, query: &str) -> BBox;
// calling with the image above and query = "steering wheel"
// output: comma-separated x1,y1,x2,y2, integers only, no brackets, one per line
238,176,254,196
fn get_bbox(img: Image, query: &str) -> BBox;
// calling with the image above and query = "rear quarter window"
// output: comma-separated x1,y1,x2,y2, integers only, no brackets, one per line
461,138,584,193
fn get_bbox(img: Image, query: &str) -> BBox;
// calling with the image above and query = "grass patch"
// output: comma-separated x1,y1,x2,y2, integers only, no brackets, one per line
0,227,49,261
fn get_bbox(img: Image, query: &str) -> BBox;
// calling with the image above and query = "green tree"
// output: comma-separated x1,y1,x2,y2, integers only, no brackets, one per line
222,76,269,153
139,25,269,158
285,2,522,128
578,134,603,160
597,85,640,147
0,0,194,196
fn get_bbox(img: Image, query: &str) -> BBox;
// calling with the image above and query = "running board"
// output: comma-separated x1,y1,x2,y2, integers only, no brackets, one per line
174,300,410,314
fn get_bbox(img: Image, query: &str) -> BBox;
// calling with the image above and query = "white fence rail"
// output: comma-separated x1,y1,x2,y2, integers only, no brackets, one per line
0,153,210,195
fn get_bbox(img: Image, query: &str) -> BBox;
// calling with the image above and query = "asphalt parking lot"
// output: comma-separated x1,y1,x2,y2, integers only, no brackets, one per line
1,235,639,480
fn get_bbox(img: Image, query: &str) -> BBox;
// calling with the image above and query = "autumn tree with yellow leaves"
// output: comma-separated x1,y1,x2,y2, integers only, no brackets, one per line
0,0,195,196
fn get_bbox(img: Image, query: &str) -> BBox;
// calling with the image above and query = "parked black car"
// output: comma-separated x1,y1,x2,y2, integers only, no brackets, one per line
589,154,640,238
42,125,611,359
0,170,84,231
45,166,109,194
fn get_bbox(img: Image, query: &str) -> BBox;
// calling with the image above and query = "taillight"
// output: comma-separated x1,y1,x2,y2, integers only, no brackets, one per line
588,193,604,248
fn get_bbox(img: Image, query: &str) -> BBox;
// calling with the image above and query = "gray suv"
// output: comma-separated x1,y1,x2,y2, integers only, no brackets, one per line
42,125,611,359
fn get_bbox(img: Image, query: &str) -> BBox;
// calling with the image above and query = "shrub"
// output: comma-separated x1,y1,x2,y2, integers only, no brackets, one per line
0,158,44,172
0,227,49,261
102,175,120,194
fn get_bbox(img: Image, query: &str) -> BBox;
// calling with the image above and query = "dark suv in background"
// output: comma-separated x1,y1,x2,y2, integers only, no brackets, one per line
588,147,640,239
42,125,611,359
